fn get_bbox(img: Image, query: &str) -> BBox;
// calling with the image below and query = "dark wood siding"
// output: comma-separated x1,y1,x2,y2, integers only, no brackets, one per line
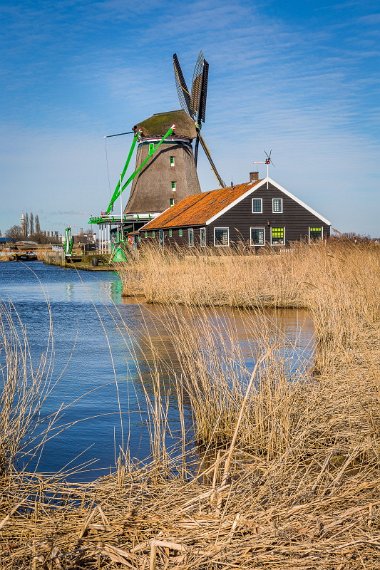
140,227,203,248
207,182,330,246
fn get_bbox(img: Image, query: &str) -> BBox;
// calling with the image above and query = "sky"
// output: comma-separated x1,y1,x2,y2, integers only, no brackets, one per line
0,0,379,237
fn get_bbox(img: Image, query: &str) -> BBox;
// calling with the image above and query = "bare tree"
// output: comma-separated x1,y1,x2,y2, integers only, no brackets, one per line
35,215,41,234
24,213,29,238
5,225,23,240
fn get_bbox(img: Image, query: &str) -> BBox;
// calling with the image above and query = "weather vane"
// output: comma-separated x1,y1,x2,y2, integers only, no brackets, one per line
254,150,274,187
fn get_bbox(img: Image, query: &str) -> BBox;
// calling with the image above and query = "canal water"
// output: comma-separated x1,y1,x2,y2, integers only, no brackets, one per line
0,262,314,480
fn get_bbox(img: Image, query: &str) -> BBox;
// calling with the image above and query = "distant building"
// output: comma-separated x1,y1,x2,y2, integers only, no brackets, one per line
140,174,331,248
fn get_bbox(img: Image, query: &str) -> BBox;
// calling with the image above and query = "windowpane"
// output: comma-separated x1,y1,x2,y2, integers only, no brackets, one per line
252,198,262,213
271,227,284,245
159,229,164,246
171,181,176,191
170,156,175,167
188,228,194,246
250,227,265,245
179,229,183,237
200,227,206,246
214,227,229,246
169,198,174,207
169,229,173,237
309,227,323,240
272,198,283,213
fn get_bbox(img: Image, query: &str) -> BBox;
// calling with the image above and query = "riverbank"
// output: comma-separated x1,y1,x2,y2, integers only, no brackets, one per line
1,241,379,568
43,251,116,272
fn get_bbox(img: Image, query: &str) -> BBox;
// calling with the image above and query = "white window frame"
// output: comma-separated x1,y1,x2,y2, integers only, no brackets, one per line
308,226,323,242
250,227,265,246
252,197,263,214
200,227,206,247
270,226,285,246
214,227,230,247
272,197,283,213
188,228,194,247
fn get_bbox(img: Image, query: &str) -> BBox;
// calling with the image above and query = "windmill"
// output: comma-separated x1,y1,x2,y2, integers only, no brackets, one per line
89,51,225,243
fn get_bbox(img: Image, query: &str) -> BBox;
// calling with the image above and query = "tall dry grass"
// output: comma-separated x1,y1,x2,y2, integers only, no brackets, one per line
1,241,379,568
0,303,57,476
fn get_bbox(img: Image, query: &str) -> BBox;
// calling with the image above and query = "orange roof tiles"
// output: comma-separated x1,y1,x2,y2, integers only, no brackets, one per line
142,180,261,230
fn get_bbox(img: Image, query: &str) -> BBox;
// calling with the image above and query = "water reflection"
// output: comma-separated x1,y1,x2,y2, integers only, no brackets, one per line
0,262,314,480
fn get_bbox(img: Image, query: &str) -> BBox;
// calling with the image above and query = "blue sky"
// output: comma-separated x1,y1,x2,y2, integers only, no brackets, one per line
1,0,379,236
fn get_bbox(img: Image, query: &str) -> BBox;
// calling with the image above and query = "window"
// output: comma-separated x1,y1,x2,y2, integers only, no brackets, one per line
252,198,263,213
272,198,283,213
171,181,176,191
144,231,148,238
169,197,175,207
309,227,323,241
179,229,183,237
159,229,164,246
169,229,173,238
148,142,155,155
188,228,194,246
250,227,265,246
214,227,229,246
271,227,285,245
170,156,175,167
200,227,206,247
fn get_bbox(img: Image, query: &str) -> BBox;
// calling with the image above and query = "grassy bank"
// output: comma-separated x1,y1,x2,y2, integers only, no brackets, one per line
1,242,379,568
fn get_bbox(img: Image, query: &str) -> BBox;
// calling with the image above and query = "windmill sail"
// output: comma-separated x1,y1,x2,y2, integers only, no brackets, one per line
198,60,209,124
172,51,225,188
199,134,226,188
173,53,192,116
190,51,205,118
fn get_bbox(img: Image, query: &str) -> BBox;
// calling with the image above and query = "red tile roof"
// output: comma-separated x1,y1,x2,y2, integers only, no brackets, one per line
142,180,262,230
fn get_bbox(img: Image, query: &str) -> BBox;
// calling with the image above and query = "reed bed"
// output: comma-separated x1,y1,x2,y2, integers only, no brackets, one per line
1,241,379,568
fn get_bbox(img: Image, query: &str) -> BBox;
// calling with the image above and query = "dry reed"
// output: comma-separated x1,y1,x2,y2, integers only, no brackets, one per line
1,241,379,568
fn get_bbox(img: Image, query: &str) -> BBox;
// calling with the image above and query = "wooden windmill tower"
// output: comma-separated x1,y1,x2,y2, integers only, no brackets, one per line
124,52,225,224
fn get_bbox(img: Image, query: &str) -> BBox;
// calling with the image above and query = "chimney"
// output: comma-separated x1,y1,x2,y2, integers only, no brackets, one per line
249,171,259,182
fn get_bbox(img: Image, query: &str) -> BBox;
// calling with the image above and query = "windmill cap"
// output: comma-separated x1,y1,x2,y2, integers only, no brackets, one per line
133,110,197,139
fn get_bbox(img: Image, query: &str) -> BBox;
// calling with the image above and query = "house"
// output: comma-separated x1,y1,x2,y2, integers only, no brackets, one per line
139,173,331,248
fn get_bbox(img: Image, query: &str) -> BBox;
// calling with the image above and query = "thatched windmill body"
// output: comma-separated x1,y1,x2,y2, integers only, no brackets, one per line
124,52,225,224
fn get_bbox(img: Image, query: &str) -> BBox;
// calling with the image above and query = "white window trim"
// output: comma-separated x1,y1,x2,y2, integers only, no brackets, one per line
188,228,194,247
214,227,230,247
250,227,265,246
252,197,263,214
308,226,324,242
272,197,283,213
200,227,206,247
270,227,286,246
